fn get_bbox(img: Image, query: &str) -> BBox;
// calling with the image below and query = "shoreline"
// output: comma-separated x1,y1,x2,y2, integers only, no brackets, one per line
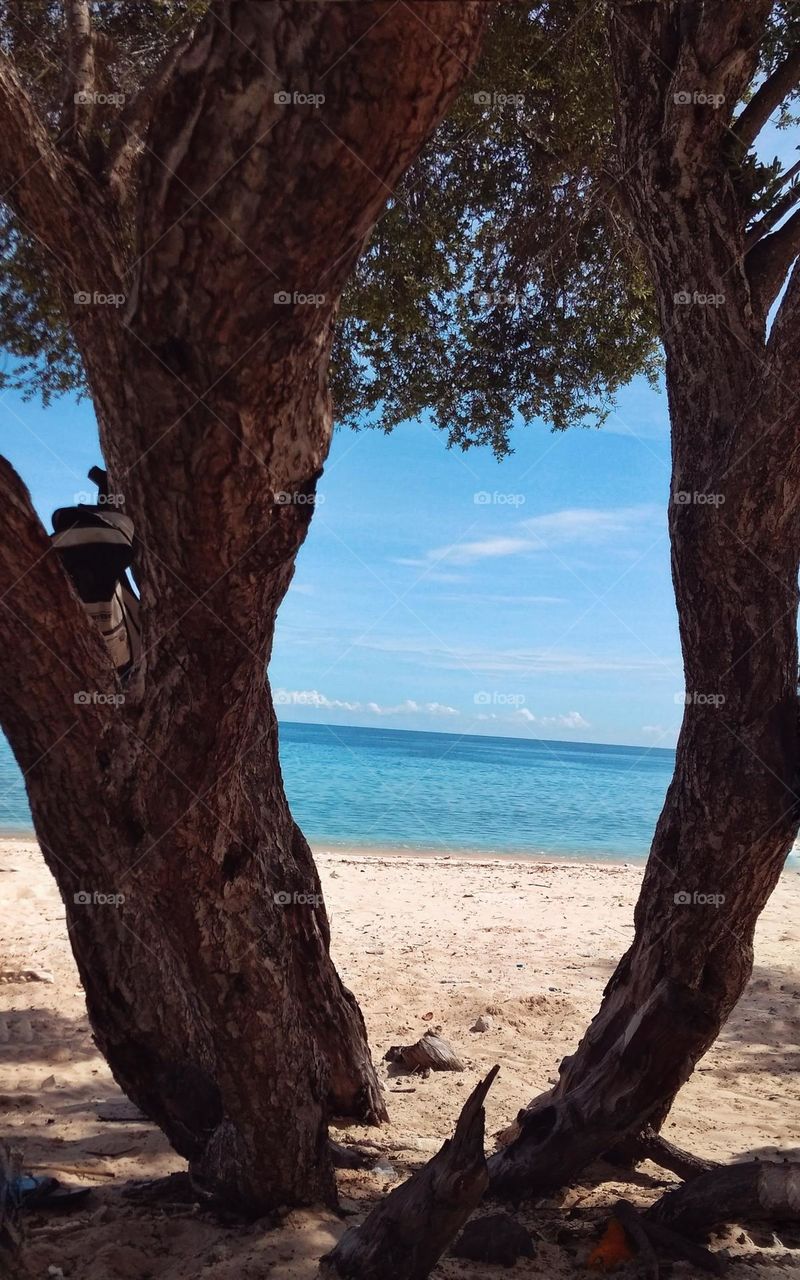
0,832,648,869
0,833,648,872
6,833,798,875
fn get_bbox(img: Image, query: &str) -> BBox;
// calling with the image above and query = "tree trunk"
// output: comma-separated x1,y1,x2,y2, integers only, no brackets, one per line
2,462,383,1211
0,0,490,1213
490,1,800,1199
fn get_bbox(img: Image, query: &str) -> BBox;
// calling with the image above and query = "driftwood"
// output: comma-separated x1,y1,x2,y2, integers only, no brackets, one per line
613,1201,660,1279
96,1100,148,1123
329,1141,375,1171
451,1211,535,1267
607,1125,718,1181
320,1066,498,1280
615,1199,726,1277
385,1032,464,1072
648,1158,800,1235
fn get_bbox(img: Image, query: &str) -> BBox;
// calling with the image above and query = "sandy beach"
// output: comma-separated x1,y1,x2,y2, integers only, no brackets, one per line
1,838,799,1278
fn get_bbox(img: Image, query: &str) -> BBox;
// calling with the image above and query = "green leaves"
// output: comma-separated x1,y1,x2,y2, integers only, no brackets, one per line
0,210,83,402
0,0,796,448
333,1,662,455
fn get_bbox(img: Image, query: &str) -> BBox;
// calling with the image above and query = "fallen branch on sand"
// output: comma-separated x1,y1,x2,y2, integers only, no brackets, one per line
319,1065,498,1280
647,1158,800,1235
587,1159,800,1276
606,1125,719,1181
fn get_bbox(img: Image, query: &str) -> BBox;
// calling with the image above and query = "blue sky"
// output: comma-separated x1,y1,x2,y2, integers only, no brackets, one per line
3,129,794,752
2,373,682,749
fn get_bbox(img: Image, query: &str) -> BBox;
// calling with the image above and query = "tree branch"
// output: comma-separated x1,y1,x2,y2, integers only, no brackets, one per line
129,0,492,388
0,457,112,770
105,30,196,201
63,0,96,146
732,45,800,151
0,53,76,236
746,204,800,313
0,47,123,330
746,174,800,248
766,253,800,376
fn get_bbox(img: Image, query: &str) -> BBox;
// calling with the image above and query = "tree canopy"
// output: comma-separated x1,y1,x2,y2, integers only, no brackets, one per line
0,1,798,454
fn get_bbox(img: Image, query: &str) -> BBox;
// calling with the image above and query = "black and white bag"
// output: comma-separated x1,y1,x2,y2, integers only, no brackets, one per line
51,470,141,677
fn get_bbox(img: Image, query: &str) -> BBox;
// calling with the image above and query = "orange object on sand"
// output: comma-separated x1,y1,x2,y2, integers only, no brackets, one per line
586,1217,636,1271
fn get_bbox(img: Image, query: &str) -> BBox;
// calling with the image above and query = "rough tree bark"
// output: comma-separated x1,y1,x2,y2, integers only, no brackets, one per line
320,1068,499,1280
491,0,800,1197
0,0,489,1212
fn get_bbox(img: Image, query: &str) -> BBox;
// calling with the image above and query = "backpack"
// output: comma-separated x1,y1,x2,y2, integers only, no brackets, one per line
51,468,141,677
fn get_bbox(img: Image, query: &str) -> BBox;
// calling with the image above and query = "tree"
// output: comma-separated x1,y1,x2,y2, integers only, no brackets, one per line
278,0,800,1200
0,0,489,1213
486,0,800,1194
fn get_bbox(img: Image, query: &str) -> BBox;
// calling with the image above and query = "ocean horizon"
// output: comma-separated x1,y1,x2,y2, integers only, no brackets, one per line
0,720,677,861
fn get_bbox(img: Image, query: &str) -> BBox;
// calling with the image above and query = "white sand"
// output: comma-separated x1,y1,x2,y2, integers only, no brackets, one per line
1,839,799,1277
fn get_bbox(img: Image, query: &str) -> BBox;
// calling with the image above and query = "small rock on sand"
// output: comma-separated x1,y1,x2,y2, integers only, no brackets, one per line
471,1014,493,1032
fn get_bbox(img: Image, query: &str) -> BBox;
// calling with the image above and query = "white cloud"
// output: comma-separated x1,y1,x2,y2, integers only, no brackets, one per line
428,536,533,565
275,690,459,718
472,707,589,732
521,505,658,547
427,505,660,566
439,593,567,606
354,636,677,676
393,557,466,584
274,689,359,710
641,724,677,742
366,699,459,717
558,711,590,729
517,708,589,729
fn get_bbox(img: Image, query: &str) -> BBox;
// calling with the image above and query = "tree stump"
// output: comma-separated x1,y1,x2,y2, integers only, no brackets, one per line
320,1066,498,1280
385,1032,464,1072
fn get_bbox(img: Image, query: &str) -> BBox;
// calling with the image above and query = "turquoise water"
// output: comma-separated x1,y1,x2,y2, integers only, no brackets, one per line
0,722,675,860
279,722,673,859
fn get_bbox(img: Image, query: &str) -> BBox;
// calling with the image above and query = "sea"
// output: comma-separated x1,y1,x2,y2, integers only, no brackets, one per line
0,721,677,861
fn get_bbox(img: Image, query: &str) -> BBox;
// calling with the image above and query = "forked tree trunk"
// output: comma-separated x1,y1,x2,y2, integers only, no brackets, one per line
2,460,383,1212
490,0,800,1198
0,0,490,1213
